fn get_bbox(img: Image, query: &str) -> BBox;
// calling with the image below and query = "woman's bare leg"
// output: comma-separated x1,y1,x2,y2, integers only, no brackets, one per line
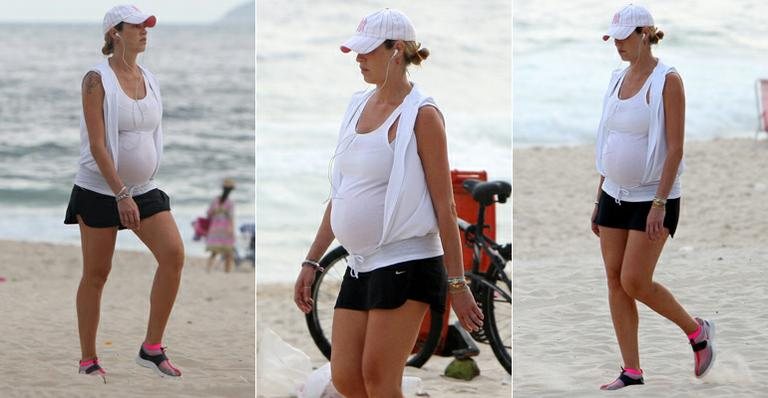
620,230,698,334
132,211,185,345
76,216,118,361
599,227,640,370
331,309,369,398
362,300,429,398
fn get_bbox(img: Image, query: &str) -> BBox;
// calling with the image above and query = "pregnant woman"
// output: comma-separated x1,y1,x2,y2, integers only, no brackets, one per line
65,5,184,380
591,4,715,390
293,9,483,397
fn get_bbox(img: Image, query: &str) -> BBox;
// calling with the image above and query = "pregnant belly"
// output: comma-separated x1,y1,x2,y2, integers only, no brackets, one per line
331,196,384,254
118,132,157,186
602,132,647,186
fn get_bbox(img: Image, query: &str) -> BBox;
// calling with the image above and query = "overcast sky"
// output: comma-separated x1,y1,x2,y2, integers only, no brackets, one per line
0,0,252,24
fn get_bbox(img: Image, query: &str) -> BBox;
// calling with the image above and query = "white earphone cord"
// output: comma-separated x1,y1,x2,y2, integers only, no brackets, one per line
117,31,146,126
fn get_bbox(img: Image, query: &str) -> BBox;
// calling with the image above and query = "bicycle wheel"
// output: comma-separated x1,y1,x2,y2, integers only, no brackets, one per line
305,246,443,368
481,267,512,374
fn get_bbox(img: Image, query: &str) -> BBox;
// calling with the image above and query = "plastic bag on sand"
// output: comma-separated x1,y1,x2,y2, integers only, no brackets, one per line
257,327,313,397
297,363,341,398
297,363,425,398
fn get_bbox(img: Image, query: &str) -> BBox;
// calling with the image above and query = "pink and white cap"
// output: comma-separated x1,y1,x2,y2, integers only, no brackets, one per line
103,5,157,35
602,4,654,41
340,9,416,54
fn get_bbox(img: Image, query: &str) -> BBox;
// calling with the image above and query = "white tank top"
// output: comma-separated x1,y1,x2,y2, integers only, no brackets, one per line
600,72,681,202
116,74,161,187
602,74,652,188
330,102,400,256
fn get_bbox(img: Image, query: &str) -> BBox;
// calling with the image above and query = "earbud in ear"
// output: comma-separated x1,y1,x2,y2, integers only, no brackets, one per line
393,49,399,56
115,32,121,38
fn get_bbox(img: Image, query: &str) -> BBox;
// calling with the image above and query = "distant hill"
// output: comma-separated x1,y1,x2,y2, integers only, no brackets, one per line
219,1,255,25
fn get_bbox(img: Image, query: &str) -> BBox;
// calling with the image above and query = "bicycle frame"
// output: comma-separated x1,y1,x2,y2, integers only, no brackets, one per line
458,202,511,298
456,193,511,373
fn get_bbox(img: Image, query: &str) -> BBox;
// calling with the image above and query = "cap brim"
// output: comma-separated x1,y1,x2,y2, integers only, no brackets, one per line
340,34,385,54
124,14,157,28
602,25,634,41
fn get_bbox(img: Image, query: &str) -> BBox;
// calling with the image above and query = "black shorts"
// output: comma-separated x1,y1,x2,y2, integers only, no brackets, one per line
335,256,447,314
64,185,171,229
595,190,680,237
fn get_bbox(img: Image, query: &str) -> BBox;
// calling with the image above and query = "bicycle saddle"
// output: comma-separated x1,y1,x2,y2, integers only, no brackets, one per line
462,179,511,207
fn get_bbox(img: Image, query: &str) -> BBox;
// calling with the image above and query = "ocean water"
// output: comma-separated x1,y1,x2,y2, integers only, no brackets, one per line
0,23,255,256
514,0,768,147
257,0,512,282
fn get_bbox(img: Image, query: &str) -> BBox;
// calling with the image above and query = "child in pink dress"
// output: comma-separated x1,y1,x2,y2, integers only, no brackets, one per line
206,178,236,272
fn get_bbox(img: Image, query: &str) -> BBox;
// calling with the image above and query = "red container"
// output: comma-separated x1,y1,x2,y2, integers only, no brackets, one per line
451,169,495,273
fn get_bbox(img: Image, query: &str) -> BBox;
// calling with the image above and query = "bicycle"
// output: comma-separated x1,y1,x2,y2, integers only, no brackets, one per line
305,179,511,373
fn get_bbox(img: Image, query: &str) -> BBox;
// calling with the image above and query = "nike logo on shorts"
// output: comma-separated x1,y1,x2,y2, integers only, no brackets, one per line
395,270,406,275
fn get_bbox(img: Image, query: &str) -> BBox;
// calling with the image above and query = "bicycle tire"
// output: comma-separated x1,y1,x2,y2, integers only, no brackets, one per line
481,269,512,374
305,245,443,368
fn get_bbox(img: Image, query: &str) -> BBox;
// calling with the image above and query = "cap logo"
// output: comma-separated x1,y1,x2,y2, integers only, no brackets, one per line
356,18,367,32
612,13,620,24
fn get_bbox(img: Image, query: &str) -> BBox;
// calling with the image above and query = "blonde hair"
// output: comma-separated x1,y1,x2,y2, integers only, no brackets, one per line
637,26,665,45
648,26,665,44
384,39,430,66
101,22,124,55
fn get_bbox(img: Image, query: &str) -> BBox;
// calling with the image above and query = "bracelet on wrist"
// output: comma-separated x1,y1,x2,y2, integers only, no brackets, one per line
302,259,324,273
115,190,131,202
448,284,469,295
447,276,467,291
651,196,667,209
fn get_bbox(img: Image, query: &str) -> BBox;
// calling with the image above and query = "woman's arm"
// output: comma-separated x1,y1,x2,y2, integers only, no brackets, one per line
82,72,125,195
82,71,140,229
591,175,605,237
294,202,335,313
646,72,685,240
414,106,462,278
414,105,483,332
304,203,336,262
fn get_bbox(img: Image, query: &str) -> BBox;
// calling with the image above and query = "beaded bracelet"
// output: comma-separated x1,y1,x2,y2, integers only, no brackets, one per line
302,259,325,273
447,276,468,294
115,186,131,202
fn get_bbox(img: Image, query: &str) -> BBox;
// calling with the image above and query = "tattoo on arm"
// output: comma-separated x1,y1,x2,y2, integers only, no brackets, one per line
83,71,102,95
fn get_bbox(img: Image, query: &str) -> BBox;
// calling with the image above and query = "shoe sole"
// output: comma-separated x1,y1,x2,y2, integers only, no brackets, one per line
79,371,107,384
696,320,716,378
135,356,182,379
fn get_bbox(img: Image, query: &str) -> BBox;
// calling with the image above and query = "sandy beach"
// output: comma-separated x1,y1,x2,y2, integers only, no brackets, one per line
513,138,768,397
257,282,512,397
0,241,255,398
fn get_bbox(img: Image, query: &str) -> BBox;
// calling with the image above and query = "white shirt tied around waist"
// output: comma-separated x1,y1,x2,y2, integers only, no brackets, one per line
330,84,444,277
595,60,683,203
74,60,164,196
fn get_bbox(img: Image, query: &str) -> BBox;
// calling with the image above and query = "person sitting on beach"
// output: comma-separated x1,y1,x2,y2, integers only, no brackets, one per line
293,9,484,397
64,5,183,380
206,178,236,273
591,4,715,390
